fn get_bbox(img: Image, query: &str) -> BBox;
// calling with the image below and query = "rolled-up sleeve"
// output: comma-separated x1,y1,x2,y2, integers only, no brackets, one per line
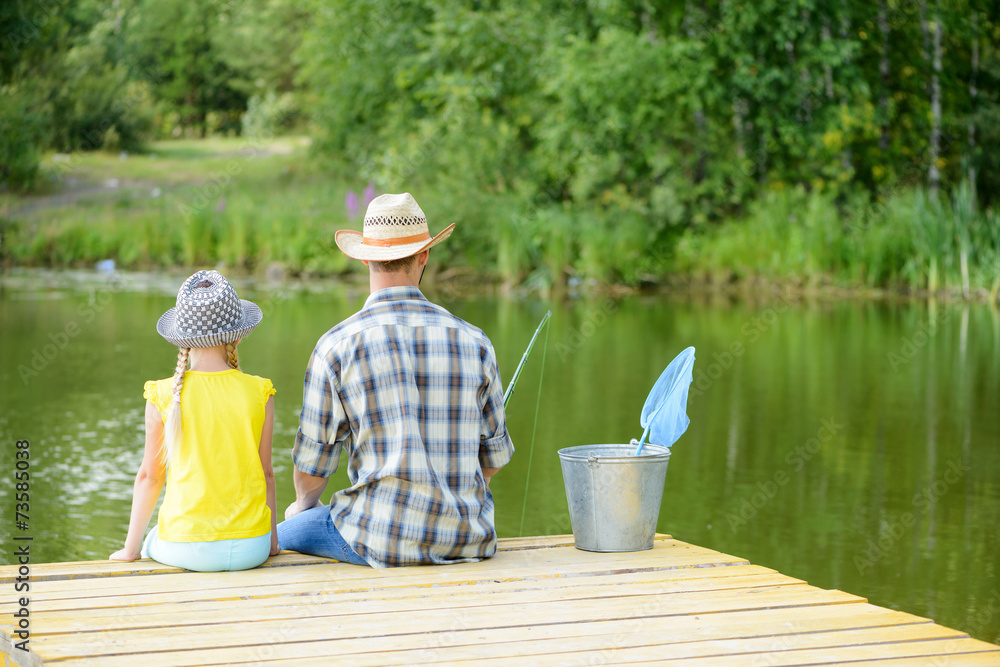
293,343,349,477
479,343,514,470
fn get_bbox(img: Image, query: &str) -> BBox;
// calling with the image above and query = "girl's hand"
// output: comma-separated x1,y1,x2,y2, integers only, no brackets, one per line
109,547,141,562
270,543,281,557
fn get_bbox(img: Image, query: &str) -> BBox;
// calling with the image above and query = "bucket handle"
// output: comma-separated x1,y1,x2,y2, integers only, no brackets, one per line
587,451,600,469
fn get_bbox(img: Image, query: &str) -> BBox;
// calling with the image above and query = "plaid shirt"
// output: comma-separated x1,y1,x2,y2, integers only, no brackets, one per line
293,286,514,568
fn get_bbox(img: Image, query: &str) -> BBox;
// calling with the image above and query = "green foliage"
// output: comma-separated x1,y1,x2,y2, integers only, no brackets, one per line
1,0,159,188
241,92,296,138
675,181,999,296
294,0,999,289
4,0,1000,294
970,23,1000,201
48,57,154,152
214,0,308,98
0,85,45,190
123,0,247,136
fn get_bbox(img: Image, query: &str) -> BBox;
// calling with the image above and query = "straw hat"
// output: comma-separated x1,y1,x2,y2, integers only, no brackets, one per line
335,192,455,262
156,270,262,348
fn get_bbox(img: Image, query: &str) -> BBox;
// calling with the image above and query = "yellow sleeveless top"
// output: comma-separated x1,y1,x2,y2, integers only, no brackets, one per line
144,370,275,542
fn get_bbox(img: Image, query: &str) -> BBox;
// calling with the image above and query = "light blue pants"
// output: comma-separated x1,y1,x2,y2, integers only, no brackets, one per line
141,525,271,572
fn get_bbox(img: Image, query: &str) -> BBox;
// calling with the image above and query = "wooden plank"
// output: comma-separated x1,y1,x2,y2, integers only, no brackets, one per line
28,563,784,608
244,623,972,666
822,653,1000,666
0,544,749,614
495,534,650,551
0,552,328,585
27,586,866,662
21,562,780,612
11,544,744,603
582,638,1000,666
23,571,799,636
38,584,858,644
3,539,710,590
0,534,665,584
46,604,933,667
0,631,37,667
494,534,674,551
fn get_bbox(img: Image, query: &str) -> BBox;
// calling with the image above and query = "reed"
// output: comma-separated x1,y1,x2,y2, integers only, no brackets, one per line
676,182,999,297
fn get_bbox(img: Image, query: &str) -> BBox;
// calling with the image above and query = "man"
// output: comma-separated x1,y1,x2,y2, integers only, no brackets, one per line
277,192,514,568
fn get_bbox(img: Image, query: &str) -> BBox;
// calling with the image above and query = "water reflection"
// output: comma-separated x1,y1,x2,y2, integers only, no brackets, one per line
0,276,997,643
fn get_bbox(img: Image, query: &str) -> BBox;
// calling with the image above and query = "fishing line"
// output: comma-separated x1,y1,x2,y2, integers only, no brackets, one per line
518,317,550,538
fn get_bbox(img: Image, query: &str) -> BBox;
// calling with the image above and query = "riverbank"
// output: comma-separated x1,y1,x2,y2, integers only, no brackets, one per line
2,138,998,302
4,266,998,309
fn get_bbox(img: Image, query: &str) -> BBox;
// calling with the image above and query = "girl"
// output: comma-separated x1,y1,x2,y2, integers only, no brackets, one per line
110,270,278,571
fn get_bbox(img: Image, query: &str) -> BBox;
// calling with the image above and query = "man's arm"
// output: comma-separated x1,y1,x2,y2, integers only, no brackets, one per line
286,468,328,519
287,342,348,518
479,343,514,484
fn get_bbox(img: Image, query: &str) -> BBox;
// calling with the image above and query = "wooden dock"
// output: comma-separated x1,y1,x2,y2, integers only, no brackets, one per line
2,534,997,666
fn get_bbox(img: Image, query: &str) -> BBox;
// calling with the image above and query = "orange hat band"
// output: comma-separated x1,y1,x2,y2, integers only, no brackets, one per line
361,232,431,247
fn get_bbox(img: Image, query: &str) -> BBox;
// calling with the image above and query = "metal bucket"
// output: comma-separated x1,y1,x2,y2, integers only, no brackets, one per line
557,444,671,552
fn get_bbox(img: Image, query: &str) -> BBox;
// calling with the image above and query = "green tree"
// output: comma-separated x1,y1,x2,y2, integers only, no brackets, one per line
124,0,247,136
2,0,69,188
48,0,154,151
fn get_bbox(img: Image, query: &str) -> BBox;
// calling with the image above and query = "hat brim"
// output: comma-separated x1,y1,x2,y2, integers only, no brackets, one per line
334,223,455,262
156,300,263,348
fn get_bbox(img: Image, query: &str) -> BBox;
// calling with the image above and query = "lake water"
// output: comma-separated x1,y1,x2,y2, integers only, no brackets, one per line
1,270,998,644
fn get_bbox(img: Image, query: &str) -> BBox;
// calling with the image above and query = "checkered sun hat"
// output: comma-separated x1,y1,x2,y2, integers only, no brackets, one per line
156,271,263,348
335,192,455,262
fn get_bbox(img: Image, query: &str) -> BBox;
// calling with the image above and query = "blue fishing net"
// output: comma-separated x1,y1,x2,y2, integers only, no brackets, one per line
639,346,696,449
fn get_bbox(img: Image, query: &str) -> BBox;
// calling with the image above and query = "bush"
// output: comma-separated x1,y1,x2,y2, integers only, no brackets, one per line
0,86,46,191
241,92,296,139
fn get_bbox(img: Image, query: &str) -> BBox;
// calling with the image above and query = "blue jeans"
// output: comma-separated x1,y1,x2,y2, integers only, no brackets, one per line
277,505,369,566
141,525,271,572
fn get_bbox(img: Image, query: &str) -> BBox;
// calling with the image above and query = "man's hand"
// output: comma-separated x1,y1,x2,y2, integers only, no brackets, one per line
290,467,330,518
483,467,501,487
284,497,325,520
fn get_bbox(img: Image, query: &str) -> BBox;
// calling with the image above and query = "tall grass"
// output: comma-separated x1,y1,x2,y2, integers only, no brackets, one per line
675,182,999,297
3,139,997,298
3,154,353,276
467,196,654,291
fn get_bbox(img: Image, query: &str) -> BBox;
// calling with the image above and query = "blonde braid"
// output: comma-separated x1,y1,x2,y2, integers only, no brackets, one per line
226,342,240,370
161,347,190,465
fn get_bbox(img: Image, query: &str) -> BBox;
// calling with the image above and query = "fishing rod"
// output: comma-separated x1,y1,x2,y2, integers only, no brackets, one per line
503,311,552,408
500,309,552,538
